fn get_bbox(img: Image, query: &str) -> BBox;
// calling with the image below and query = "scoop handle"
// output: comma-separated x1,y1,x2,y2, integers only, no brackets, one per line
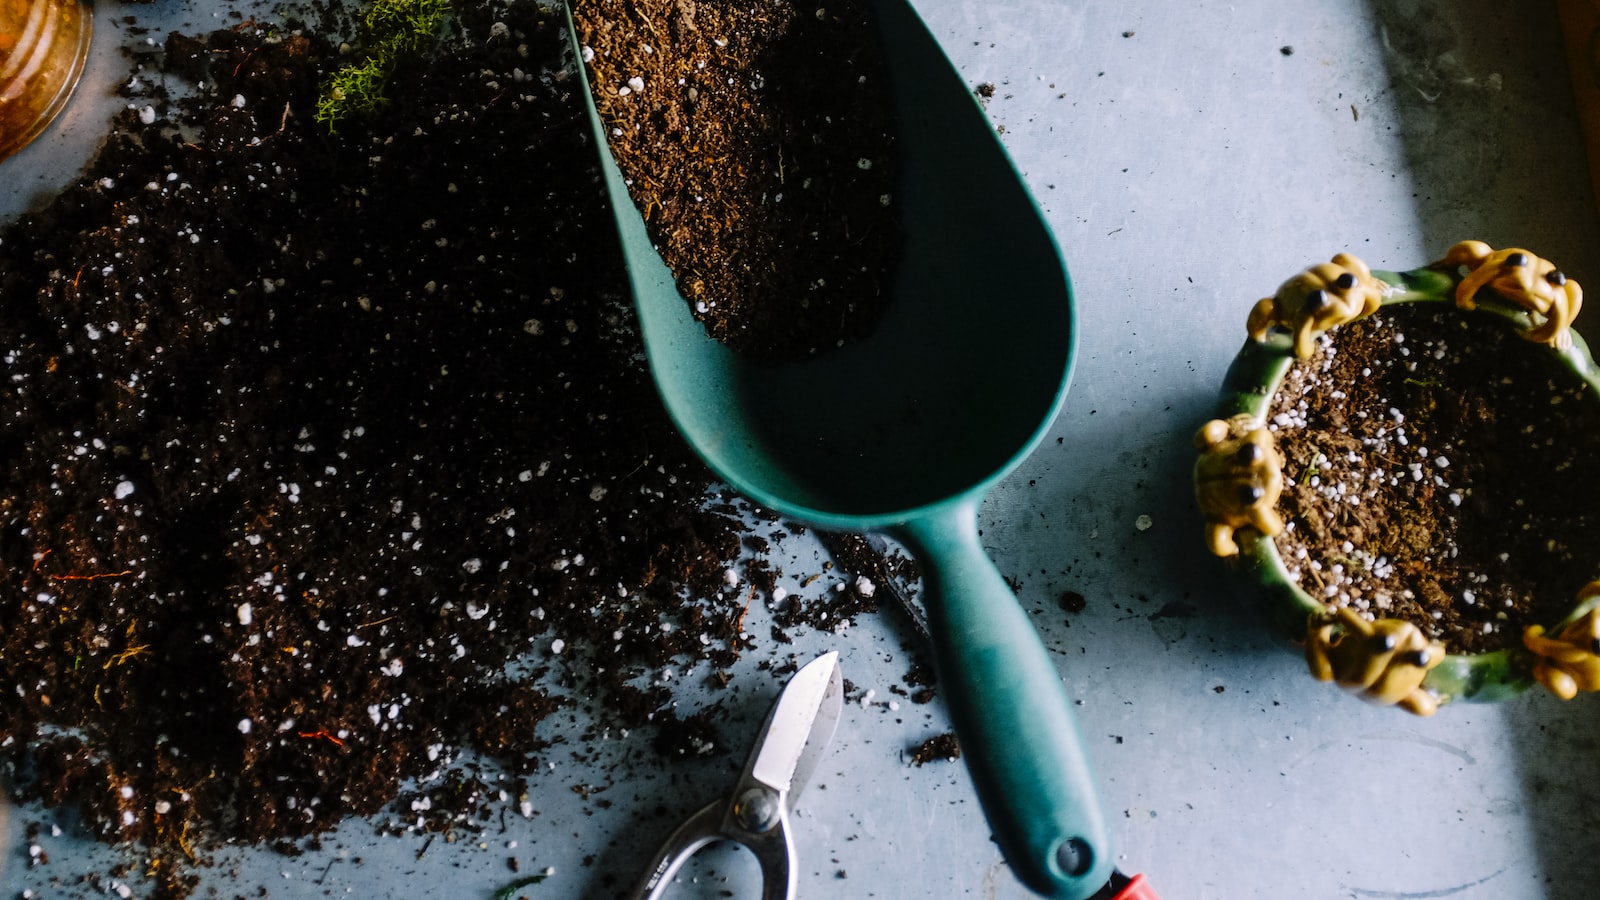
895,500,1112,899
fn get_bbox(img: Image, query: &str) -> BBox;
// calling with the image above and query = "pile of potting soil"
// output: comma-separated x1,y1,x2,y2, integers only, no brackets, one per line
0,2,899,895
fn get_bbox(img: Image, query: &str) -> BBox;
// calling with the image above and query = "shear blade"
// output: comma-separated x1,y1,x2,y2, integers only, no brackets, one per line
747,651,843,802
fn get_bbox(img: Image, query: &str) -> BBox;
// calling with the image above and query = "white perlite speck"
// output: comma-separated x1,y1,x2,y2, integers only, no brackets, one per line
114,480,136,500
237,718,253,735
237,603,253,626
854,576,876,597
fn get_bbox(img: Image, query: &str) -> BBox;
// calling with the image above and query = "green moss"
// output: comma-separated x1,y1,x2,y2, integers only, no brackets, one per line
315,0,454,131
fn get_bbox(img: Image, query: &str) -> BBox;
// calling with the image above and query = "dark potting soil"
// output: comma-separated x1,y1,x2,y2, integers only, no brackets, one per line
571,0,903,358
907,731,959,766
0,3,917,895
1266,302,1600,655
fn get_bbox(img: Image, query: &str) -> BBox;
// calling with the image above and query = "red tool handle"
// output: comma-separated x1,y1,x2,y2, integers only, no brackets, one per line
1108,873,1161,900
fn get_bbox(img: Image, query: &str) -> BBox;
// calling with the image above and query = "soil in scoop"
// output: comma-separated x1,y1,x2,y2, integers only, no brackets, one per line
572,0,903,358
1267,303,1600,654
0,3,908,896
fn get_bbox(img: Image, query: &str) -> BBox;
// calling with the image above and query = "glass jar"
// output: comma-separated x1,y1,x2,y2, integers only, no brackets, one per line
1,0,92,162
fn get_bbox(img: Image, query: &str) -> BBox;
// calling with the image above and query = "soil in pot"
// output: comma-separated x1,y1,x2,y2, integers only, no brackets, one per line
571,0,904,358
1265,302,1600,655
0,2,916,895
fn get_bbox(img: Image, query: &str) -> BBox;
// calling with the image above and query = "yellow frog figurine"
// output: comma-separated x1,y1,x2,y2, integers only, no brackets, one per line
1193,414,1284,557
1523,583,1600,700
1305,607,1446,716
1247,253,1387,359
1441,240,1582,350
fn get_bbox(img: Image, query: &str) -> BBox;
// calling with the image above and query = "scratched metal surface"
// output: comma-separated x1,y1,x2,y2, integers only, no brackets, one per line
4,1,1600,898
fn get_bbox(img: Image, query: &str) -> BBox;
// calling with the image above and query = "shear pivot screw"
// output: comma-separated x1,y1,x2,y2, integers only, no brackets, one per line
733,787,779,833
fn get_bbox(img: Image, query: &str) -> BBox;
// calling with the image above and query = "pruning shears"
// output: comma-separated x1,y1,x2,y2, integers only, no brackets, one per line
627,651,845,900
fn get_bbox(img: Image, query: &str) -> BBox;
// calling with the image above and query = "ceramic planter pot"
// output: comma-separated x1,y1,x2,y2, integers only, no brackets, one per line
1197,242,1600,714
0,0,92,162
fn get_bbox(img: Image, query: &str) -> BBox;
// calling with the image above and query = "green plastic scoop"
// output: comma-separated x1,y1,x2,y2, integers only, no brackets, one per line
568,2,1110,896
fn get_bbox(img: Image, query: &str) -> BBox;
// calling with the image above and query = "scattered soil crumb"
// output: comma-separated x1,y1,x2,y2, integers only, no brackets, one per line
909,732,961,766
